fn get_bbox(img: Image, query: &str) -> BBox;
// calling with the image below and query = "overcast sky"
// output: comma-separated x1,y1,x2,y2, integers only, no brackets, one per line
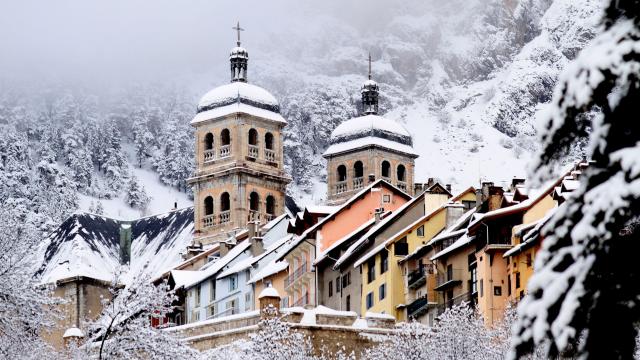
0,0,429,86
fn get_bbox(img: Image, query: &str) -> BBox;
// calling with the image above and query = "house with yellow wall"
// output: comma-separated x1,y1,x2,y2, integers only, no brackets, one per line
342,186,476,320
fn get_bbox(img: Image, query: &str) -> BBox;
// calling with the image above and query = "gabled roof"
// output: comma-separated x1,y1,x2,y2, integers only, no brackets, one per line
430,233,475,261
279,179,413,260
314,217,377,266
503,208,556,258
218,234,293,279
180,240,252,289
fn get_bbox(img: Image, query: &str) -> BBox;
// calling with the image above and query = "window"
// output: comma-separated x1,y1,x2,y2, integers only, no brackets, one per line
336,276,341,293
526,253,533,267
328,281,333,297
381,161,390,178
265,132,274,150
447,264,453,281
204,132,214,150
508,274,512,296
245,292,252,311
480,279,484,297
226,299,238,315
462,200,475,210
195,286,201,307
221,128,231,146
337,165,347,182
494,286,502,296
229,275,237,292
470,266,477,294
249,192,260,212
248,128,258,146
397,164,406,182
193,310,200,322
220,192,231,212
395,238,408,256
515,272,521,289
345,295,351,311
342,273,348,289
367,258,376,283
210,280,216,302
380,249,388,274
519,290,525,300
354,161,364,178
416,225,425,237
379,283,386,301
366,292,374,309
204,196,214,216
266,195,276,215
207,303,215,318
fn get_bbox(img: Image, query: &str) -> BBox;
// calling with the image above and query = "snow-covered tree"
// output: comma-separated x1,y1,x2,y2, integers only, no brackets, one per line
0,201,61,359
511,1,640,359
125,176,151,211
95,201,105,216
81,270,196,360
363,320,431,360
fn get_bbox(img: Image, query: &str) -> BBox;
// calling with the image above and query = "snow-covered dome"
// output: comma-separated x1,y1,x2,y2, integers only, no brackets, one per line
230,46,248,59
197,82,280,114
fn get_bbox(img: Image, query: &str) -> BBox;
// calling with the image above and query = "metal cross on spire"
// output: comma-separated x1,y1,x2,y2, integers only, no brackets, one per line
232,21,244,46
368,52,372,80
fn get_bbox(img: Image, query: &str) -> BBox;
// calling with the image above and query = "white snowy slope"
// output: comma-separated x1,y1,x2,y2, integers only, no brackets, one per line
34,207,194,285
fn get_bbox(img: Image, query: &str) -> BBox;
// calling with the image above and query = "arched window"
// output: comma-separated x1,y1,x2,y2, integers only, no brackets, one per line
381,161,391,178
397,164,406,182
220,192,231,212
354,161,364,178
337,165,347,182
221,129,231,146
204,133,214,150
248,128,258,146
265,132,274,150
249,192,260,212
266,195,275,215
204,196,214,215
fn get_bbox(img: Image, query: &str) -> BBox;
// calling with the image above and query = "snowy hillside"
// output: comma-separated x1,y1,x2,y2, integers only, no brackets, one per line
0,0,603,226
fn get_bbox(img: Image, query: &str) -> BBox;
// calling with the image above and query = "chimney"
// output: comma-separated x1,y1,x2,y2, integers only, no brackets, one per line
510,178,525,192
173,202,177,210
444,202,465,228
220,241,231,257
488,185,505,211
374,207,384,223
368,174,376,183
427,178,435,188
251,237,265,257
445,184,452,193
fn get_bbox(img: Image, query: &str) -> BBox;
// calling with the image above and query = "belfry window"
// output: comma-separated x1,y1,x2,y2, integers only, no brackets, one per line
266,195,275,215
381,161,391,178
397,164,406,182
354,161,364,178
249,192,260,212
204,133,214,150
265,132,274,150
221,129,231,146
220,192,231,212
337,165,347,182
248,128,258,146
204,196,214,215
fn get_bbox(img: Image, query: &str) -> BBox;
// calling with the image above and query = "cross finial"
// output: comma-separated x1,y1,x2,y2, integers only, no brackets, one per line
232,21,244,46
368,52,372,80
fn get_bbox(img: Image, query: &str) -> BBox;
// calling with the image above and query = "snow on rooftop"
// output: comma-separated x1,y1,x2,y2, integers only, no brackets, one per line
330,114,410,140
258,286,280,299
323,136,418,157
198,82,278,110
191,102,286,125
182,240,252,289
248,259,288,284
365,311,395,320
431,234,474,261
63,327,84,338
305,205,340,214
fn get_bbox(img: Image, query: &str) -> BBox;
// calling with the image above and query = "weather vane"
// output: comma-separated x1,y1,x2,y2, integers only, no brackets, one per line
232,21,244,46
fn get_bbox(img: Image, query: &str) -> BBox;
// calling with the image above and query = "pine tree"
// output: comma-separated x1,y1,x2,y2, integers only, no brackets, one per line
125,176,150,210
132,112,155,168
511,1,640,358
95,201,105,216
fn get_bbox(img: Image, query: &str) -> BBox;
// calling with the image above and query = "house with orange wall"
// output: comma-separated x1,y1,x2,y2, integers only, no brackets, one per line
278,179,412,308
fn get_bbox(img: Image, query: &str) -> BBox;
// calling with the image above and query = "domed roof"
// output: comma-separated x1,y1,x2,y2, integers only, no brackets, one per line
324,114,416,157
230,46,248,58
197,81,280,114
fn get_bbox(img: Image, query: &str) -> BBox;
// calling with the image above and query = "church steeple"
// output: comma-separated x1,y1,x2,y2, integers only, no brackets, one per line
361,53,379,115
230,21,248,83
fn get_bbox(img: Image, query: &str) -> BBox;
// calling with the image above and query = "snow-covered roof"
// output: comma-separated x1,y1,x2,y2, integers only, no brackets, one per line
35,208,194,285
248,259,288,284
218,234,293,279
314,217,377,266
181,240,252,289
191,102,286,125
63,327,84,338
323,136,418,157
258,286,280,299
330,114,410,140
430,234,475,261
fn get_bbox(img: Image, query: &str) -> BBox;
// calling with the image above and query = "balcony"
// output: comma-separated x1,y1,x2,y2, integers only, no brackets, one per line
353,177,364,190
265,148,276,162
202,214,215,229
435,269,463,291
293,292,309,307
397,181,407,191
435,292,472,315
407,296,434,319
203,149,215,163
336,181,347,194
219,211,231,225
285,262,308,288
219,145,231,158
407,266,427,289
248,145,259,159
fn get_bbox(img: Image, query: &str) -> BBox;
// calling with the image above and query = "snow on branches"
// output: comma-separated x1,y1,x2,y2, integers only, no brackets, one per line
512,0,640,358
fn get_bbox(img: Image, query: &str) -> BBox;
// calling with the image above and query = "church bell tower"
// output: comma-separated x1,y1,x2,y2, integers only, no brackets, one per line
189,23,291,245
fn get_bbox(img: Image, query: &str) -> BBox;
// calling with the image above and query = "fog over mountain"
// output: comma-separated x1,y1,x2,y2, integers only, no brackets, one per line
0,0,600,220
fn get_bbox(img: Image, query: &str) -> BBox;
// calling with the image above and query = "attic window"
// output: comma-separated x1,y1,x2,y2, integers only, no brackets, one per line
382,194,391,204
